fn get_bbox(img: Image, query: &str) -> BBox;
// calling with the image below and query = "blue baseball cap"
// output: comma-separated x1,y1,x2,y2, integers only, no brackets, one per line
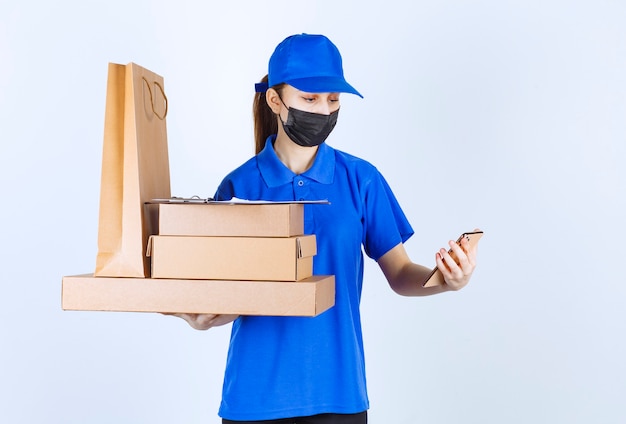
255,34,363,98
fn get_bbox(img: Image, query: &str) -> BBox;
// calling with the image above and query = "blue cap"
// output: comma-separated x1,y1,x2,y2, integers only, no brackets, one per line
255,34,363,98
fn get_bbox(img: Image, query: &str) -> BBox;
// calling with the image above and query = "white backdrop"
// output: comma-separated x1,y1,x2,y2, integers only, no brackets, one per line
1,1,625,423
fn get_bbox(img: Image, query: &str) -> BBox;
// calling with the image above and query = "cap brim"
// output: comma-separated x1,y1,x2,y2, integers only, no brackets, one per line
285,76,363,98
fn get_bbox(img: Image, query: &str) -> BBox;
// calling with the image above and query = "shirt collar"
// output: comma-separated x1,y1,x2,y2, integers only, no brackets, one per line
258,135,335,187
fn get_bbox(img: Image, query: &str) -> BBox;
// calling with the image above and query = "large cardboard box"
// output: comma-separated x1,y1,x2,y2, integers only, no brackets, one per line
61,274,335,317
148,235,316,281
158,202,305,237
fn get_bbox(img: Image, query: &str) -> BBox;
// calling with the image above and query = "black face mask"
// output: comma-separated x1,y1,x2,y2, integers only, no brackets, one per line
278,97,339,147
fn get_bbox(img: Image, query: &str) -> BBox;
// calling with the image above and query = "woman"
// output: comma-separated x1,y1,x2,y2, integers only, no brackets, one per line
175,33,478,424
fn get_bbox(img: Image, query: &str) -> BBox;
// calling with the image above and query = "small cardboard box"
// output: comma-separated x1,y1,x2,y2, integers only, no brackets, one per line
158,202,304,237
148,235,316,281
61,274,335,317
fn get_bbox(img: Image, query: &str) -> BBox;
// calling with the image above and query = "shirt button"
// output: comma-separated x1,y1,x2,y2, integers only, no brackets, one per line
297,180,304,187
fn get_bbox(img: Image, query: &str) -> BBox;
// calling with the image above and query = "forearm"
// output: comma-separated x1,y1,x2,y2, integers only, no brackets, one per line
378,235,478,295
387,262,451,296
378,243,451,296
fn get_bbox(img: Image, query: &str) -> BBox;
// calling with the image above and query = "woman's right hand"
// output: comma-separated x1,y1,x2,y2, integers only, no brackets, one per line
164,313,239,330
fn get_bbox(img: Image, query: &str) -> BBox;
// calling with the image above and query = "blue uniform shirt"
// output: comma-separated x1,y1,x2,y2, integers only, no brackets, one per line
214,136,414,421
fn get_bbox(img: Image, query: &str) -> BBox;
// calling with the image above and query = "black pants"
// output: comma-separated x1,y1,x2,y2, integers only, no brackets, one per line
222,411,367,424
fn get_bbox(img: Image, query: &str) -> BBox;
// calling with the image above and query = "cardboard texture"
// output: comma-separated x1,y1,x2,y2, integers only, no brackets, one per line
148,235,317,281
62,274,335,317
158,202,304,237
95,62,171,278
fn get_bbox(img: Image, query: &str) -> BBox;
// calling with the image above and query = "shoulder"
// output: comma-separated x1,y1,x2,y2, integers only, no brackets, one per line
215,156,259,199
332,146,382,181
332,146,378,171
221,155,259,182
329,145,402,205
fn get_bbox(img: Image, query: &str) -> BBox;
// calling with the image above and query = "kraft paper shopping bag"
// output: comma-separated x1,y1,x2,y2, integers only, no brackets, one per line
95,63,171,277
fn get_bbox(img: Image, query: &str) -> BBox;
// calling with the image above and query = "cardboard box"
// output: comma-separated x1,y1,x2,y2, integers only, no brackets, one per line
158,202,304,237
61,274,335,317
148,235,316,281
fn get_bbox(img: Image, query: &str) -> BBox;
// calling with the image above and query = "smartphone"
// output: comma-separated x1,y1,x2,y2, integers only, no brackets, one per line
422,230,484,287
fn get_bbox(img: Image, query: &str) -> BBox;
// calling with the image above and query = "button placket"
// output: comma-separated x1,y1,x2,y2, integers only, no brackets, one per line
294,178,308,201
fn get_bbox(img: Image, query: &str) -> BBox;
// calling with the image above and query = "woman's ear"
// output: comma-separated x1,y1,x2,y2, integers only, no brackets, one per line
266,88,282,115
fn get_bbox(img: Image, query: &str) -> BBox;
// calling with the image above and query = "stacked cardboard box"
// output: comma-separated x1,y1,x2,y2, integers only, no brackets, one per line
62,201,335,317
149,203,316,281
61,274,334,316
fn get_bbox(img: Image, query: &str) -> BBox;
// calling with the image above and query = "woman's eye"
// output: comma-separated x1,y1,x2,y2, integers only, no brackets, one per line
303,97,315,102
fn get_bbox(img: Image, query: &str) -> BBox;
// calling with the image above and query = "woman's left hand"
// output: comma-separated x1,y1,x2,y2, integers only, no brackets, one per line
163,313,239,330
435,230,479,291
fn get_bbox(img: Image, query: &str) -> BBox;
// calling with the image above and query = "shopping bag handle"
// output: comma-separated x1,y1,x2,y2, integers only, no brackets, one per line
142,76,168,120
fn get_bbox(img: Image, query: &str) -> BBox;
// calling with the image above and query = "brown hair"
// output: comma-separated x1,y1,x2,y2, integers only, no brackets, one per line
253,75,285,154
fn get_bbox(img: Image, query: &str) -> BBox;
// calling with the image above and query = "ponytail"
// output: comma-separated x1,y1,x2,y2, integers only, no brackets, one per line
253,75,284,154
